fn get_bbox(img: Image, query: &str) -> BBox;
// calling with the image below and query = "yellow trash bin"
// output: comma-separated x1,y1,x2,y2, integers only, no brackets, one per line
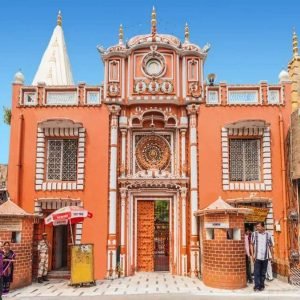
70,243,95,286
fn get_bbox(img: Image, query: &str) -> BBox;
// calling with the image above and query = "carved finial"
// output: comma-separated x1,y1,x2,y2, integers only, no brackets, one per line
293,28,298,57
151,6,157,38
119,24,124,45
57,10,62,26
184,22,190,43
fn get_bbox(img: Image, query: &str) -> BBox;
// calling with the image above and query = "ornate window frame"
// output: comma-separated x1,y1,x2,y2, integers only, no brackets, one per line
35,119,85,191
221,122,272,191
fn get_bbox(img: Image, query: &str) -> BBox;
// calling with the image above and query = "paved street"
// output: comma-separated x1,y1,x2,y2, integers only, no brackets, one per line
3,272,300,299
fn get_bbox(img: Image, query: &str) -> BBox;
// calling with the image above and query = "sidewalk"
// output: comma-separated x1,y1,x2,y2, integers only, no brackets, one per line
4,272,300,298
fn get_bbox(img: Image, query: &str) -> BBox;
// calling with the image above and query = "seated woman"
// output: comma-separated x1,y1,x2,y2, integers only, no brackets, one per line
2,242,16,294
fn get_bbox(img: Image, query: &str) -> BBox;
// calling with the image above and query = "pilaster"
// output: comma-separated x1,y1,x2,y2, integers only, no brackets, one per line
187,104,200,277
107,104,121,278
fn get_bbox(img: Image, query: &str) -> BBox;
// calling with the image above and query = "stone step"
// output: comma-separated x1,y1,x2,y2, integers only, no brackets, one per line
48,270,70,279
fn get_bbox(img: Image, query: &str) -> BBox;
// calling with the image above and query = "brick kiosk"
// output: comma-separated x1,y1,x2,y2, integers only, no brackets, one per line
0,200,35,289
195,197,252,289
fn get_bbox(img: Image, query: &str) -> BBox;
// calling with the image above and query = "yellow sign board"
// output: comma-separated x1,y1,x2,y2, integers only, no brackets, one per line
71,244,94,285
239,206,269,223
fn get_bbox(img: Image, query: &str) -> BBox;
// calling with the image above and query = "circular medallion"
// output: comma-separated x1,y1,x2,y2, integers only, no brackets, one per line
108,83,120,96
136,135,171,170
148,81,160,93
135,80,147,93
142,51,166,78
161,81,173,94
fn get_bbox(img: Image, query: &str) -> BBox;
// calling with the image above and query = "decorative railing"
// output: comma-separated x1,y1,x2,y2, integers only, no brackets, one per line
228,90,258,104
46,91,78,105
207,90,219,104
268,90,280,104
86,91,101,104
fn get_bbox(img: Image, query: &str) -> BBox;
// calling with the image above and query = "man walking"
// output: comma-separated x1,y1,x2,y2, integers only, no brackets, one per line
250,222,274,291
37,233,50,283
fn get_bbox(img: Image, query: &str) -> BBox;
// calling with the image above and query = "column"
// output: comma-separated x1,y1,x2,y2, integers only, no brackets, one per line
120,129,127,177
187,104,200,277
107,105,121,278
120,187,127,277
180,129,187,177
180,186,188,275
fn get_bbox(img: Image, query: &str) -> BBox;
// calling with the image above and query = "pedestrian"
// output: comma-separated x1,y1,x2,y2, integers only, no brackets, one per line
245,228,253,284
2,241,16,294
37,233,50,283
250,222,274,292
0,241,4,300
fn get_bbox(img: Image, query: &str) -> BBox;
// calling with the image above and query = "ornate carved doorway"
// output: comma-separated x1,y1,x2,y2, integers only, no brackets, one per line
154,200,169,271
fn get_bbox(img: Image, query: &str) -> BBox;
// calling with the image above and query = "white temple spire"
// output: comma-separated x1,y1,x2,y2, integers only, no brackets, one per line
32,11,74,86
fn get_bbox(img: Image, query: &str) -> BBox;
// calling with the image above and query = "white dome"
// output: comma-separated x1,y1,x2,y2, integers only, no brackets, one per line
279,69,289,82
14,70,25,84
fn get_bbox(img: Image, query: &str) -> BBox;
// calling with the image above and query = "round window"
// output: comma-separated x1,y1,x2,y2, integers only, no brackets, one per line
146,59,163,76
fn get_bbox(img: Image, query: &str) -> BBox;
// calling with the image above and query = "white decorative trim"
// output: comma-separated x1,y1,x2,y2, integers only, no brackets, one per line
35,124,86,191
222,126,272,191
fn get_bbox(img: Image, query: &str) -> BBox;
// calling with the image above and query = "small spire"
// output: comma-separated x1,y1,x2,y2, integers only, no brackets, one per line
293,28,298,57
119,24,124,45
184,22,190,43
57,10,62,26
151,6,157,38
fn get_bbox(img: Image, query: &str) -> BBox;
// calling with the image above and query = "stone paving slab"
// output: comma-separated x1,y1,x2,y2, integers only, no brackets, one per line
3,272,300,299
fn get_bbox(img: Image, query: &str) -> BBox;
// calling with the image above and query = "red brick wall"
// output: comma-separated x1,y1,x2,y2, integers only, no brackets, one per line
202,214,246,289
0,217,34,289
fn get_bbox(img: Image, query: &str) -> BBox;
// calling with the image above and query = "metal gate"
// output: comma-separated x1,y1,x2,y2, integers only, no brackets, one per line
154,201,169,271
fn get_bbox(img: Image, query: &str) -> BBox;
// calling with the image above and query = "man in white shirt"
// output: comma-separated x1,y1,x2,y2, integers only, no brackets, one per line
250,222,274,291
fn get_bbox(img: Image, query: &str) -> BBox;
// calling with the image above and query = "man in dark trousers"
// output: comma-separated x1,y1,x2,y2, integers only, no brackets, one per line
250,222,274,291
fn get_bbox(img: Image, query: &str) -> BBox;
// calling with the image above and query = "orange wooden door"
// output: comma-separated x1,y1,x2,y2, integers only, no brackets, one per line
137,200,154,271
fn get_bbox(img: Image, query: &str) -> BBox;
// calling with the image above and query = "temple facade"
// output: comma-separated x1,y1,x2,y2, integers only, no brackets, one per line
6,9,297,285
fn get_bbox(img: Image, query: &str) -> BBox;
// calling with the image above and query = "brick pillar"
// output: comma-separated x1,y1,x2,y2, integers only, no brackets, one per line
202,213,246,289
0,217,34,289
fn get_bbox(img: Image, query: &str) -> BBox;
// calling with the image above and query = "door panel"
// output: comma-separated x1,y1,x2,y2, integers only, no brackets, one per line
154,201,169,271
137,201,154,271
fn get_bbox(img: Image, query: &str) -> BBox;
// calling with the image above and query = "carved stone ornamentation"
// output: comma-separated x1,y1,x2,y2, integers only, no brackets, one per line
135,135,171,170
161,81,173,94
189,82,200,97
148,81,160,94
135,80,147,94
108,83,120,96
142,50,166,78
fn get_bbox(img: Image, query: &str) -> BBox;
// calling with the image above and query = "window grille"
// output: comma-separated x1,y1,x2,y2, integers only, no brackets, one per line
24,92,37,105
268,90,280,104
47,139,78,181
207,90,219,104
86,91,100,104
229,139,260,181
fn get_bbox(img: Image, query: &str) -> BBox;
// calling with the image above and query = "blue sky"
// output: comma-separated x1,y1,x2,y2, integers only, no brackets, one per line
0,0,299,163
